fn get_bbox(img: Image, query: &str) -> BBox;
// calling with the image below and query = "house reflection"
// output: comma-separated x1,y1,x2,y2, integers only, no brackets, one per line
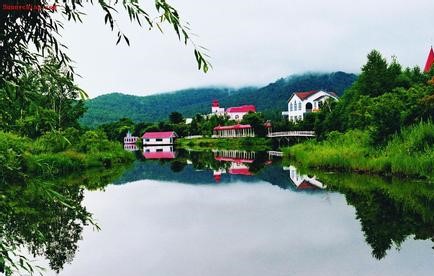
212,150,266,182
283,165,326,190
143,146,177,159
124,143,139,151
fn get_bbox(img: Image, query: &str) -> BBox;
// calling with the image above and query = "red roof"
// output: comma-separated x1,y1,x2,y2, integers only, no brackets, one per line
142,131,177,139
294,90,319,100
424,47,434,73
297,180,318,190
226,105,256,113
215,156,254,163
212,100,219,107
214,124,252,131
143,152,176,159
229,168,253,176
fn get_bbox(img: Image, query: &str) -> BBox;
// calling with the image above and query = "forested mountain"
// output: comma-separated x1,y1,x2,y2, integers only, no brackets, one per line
80,71,357,127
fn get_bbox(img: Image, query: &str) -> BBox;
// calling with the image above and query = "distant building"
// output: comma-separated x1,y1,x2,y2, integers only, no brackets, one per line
124,130,139,144
143,145,176,159
142,131,177,145
424,47,434,73
213,124,255,138
282,90,338,122
211,100,256,121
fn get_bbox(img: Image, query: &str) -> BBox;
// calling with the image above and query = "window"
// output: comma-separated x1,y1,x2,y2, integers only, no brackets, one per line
145,148,150,152
156,148,163,152
290,103,293,111
235,115,239,120
299,115,302,120
298,102,302,110
156,138,163,142
145,139,150,142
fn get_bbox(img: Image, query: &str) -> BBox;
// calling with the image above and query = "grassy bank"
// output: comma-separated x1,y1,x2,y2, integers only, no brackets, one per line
284,122,434,180
176,137,272,151
0,129,135,183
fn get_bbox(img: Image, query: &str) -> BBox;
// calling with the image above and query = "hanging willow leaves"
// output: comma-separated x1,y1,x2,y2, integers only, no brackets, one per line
0,0,211,82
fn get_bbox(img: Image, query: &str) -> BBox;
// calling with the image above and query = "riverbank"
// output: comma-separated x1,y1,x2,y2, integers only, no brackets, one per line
283,122,434,180
176,137,272,151
1,130,135,183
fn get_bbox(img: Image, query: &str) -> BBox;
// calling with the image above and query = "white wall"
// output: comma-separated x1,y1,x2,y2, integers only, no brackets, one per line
143,145,174,152
143,137,174,145
227,112,247,121
287,91,337,122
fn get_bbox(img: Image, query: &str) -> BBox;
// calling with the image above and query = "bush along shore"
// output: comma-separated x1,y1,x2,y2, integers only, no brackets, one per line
0,129,134,184
284,122,434,180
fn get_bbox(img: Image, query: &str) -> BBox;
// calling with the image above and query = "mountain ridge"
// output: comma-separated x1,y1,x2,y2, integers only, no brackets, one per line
80,71,357,127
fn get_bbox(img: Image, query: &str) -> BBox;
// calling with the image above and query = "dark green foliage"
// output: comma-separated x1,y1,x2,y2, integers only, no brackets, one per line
169,112,184,124
80,72,357,127
0,59,87,138
314,50,434,145
241,112,267,137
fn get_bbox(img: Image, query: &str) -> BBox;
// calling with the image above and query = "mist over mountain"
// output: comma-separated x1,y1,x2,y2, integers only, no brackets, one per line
80,71,357,127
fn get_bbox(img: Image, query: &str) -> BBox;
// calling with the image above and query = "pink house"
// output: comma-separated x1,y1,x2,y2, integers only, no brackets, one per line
142,131,178,145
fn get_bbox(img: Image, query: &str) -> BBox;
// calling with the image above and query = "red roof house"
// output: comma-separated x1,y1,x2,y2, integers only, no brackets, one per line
142,131,177,145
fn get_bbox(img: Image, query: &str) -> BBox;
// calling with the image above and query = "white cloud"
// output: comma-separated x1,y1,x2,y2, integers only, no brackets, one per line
61,0,434,98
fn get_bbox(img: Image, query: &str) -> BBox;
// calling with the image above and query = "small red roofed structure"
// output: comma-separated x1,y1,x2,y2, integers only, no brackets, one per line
424,47,434,73
213,124,255,138
142,131,177,145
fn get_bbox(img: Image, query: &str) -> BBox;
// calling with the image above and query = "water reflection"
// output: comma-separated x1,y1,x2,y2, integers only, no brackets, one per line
143,145,176,159
0,165,130,275
283,165,326,190
117,149,434,262
5,149,434,275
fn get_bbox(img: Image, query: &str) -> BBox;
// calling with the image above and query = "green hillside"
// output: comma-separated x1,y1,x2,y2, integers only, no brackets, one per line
80,71,357,127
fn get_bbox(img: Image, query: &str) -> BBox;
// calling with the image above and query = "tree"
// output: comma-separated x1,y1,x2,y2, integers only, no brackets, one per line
241,112,267,137
0,0,210,81
169,111,184,124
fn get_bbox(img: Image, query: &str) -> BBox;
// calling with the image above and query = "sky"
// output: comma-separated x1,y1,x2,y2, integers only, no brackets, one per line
61,0,434,98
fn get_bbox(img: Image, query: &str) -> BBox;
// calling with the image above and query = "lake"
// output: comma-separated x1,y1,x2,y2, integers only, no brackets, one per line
11,149,434,275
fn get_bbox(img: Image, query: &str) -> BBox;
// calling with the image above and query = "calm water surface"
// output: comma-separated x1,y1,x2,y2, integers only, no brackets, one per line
44,150,434,276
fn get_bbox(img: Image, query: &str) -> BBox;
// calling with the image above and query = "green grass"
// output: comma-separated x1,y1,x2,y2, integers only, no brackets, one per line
284,122,434,180
176,137,272,151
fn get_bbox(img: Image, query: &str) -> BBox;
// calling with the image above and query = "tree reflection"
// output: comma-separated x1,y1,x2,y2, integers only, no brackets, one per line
319,172,434,260
0,165,129,275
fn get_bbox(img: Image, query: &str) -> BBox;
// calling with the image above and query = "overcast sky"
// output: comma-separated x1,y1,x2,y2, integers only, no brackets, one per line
62,0,434,98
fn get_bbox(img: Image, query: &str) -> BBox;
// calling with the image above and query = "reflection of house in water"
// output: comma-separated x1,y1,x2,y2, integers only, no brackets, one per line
143,146,176,159
124,143,139,151
284,165,326,190
212,150,257,182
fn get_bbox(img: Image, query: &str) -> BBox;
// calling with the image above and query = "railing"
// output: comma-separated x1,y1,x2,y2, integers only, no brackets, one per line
267,131,315,137
268,151,283,157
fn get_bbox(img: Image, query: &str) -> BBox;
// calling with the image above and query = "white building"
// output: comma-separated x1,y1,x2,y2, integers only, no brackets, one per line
211,100,256,121
142,131,177,145
282,90,338,122
124,130,139,144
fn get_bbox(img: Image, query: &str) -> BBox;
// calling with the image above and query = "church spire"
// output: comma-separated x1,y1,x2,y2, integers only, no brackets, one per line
423,46,434,73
